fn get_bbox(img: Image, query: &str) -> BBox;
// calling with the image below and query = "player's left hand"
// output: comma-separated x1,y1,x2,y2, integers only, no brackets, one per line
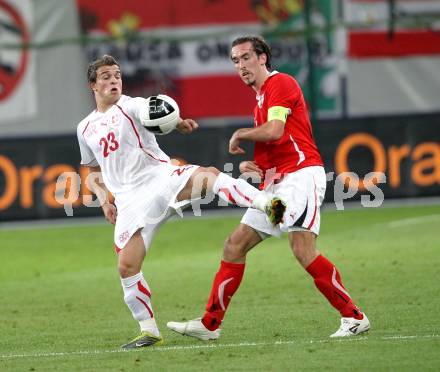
229,131,246,154
177,118,199,134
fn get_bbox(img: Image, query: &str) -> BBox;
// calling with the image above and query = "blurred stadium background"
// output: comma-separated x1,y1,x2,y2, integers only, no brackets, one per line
1,0,439,221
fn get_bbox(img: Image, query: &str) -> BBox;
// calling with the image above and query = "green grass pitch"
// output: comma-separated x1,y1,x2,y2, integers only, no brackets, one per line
1,204,439,371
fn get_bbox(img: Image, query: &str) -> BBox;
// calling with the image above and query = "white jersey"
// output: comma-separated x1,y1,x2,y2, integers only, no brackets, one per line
77,95,171,197
77,95,200,250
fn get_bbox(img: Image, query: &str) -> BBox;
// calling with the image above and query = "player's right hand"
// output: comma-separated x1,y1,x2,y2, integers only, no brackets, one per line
176,118,199,134
102,202,117,225
239,161,263,178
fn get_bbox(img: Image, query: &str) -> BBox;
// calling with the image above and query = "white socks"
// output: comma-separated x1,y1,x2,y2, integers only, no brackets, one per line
120,272,160,337
213,172,270,210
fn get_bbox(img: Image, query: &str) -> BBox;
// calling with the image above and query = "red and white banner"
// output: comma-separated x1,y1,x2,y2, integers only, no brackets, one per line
77,0,265,119
347,0,440,58
345,0,440,116
0,0,36,123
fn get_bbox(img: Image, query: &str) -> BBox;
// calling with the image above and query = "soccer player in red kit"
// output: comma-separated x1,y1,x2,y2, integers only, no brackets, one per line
167,35,370,339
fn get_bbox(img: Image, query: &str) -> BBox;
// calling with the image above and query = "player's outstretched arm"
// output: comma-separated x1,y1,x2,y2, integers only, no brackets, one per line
176,118,199,134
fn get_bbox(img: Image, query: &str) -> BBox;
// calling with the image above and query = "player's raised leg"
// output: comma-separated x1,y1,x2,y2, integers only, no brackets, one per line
118,230,163,348
177,167,285,225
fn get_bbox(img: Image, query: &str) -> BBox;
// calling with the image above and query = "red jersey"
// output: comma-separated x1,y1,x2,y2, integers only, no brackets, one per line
253,71,323,183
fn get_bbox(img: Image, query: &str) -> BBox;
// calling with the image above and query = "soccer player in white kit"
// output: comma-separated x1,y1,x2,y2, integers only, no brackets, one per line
76,55,286,349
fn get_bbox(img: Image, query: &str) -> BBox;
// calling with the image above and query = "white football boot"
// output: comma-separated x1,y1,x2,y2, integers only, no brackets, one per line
330,313,370,337
167,318,221,341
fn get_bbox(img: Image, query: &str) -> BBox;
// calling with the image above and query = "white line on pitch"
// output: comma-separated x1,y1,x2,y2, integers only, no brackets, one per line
0,334,439,360
386,214,440,228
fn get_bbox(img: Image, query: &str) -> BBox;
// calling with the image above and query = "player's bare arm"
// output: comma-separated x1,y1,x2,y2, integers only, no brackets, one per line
176,118,199,134
88,165,117,225
239,160,264,178
229,119,284,154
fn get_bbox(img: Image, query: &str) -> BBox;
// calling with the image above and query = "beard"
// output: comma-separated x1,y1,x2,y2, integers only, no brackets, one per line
243,76,256,86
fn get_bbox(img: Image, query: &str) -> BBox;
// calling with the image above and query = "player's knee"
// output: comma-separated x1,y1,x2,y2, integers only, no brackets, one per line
291,243,307,261
223,235,247,261
198,166,219,176
290,236,318,268
118,259,138,278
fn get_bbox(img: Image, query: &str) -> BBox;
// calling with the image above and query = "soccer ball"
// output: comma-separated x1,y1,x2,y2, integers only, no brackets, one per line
139,94,180,135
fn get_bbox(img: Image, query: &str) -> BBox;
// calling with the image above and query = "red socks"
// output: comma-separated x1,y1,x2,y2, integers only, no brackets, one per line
202,260,245,331
201,255,362,331
306,255,363,319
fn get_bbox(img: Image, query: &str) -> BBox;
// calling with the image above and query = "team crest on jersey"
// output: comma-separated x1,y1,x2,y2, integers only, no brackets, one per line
107,113,121,131
111,114,120,125
257,94,265,108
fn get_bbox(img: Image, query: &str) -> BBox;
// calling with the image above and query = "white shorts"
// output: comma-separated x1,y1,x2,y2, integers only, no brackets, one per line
241,166,326,238
114,163,199,251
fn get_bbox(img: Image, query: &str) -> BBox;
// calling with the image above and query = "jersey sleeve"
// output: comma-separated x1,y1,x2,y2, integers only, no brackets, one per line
266,74,300,115
122,96,147,125
77,124,98,166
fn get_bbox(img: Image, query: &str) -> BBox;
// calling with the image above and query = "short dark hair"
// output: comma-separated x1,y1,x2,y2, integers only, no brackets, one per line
87,55,120,83
231,35,272,69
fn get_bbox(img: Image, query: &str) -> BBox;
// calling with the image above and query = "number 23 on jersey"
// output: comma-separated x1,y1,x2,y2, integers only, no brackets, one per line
99,131,119,157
